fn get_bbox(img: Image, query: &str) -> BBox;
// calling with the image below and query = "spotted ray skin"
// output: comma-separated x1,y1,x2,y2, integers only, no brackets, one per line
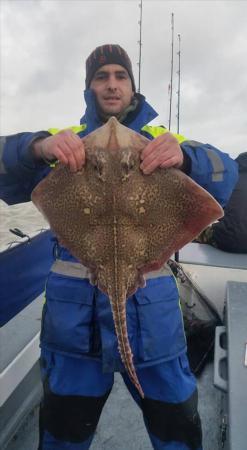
32,117,223,397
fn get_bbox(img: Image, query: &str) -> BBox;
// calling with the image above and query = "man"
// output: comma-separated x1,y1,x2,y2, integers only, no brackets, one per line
1,45,238,450
196,152,247,253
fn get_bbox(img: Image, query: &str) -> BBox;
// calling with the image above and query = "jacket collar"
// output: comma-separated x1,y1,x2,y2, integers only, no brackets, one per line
80,89,158,133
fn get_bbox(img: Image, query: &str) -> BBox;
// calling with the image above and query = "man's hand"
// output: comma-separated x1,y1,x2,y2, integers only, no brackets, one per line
140,132,184,174
32,130,85,172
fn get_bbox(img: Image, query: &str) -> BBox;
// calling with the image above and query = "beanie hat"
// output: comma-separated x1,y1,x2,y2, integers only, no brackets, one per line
85,44,136,91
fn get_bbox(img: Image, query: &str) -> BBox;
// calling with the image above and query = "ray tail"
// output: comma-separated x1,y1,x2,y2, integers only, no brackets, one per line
110,294,144,398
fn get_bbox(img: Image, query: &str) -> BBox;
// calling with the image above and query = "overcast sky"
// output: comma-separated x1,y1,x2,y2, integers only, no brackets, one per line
1,0,246,158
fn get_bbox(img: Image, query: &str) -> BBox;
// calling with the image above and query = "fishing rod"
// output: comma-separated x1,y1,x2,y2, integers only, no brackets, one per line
175,34,182,262
168,12,174,131
176,33,181,134
137,0,143,93
168,13,180,262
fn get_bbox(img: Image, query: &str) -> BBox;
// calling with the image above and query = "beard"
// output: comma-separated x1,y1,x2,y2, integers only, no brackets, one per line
96,95,138,124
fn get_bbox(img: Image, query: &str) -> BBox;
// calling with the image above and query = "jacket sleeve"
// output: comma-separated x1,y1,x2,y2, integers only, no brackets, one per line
0,131,51,205
180,140,238,207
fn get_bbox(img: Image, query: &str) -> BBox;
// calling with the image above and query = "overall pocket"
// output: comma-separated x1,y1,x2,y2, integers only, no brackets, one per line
41,272,95,355
135,276,186,362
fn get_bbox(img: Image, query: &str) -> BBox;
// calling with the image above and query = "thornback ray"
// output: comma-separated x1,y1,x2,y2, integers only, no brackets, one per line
31,117,223,398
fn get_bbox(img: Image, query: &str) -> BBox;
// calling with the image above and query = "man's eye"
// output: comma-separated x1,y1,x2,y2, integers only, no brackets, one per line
95,74,106,80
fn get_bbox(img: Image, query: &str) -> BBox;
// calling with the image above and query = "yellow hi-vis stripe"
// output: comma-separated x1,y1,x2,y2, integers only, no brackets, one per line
141,125,187,144
45,124,187,168
47,123,187,145
48,124,87,135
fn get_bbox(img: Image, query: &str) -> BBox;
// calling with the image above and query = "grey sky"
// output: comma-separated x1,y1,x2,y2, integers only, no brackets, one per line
1,0,247,158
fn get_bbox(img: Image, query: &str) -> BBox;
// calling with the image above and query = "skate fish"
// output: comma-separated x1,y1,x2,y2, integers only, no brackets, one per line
32,117,223,398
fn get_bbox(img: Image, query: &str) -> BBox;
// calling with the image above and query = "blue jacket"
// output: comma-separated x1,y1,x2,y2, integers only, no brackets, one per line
0,90,238,372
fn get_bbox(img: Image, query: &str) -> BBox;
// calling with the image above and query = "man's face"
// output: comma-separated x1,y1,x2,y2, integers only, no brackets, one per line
90,64,134,116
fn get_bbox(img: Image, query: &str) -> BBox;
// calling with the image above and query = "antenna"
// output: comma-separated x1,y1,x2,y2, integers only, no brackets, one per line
168,12,174,131
177,34,181,134
137,0,143,93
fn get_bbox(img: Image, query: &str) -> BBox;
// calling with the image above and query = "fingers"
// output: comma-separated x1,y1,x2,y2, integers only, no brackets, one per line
140,140,164,172
140,134,163,162
140,133,183,174
41,130,85,172
68,132,86,169
39,130,183,175
160,155,181,169
57,142,78,172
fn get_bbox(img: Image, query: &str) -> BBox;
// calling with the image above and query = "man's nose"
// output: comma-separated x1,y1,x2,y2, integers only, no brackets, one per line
107,75,117,90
